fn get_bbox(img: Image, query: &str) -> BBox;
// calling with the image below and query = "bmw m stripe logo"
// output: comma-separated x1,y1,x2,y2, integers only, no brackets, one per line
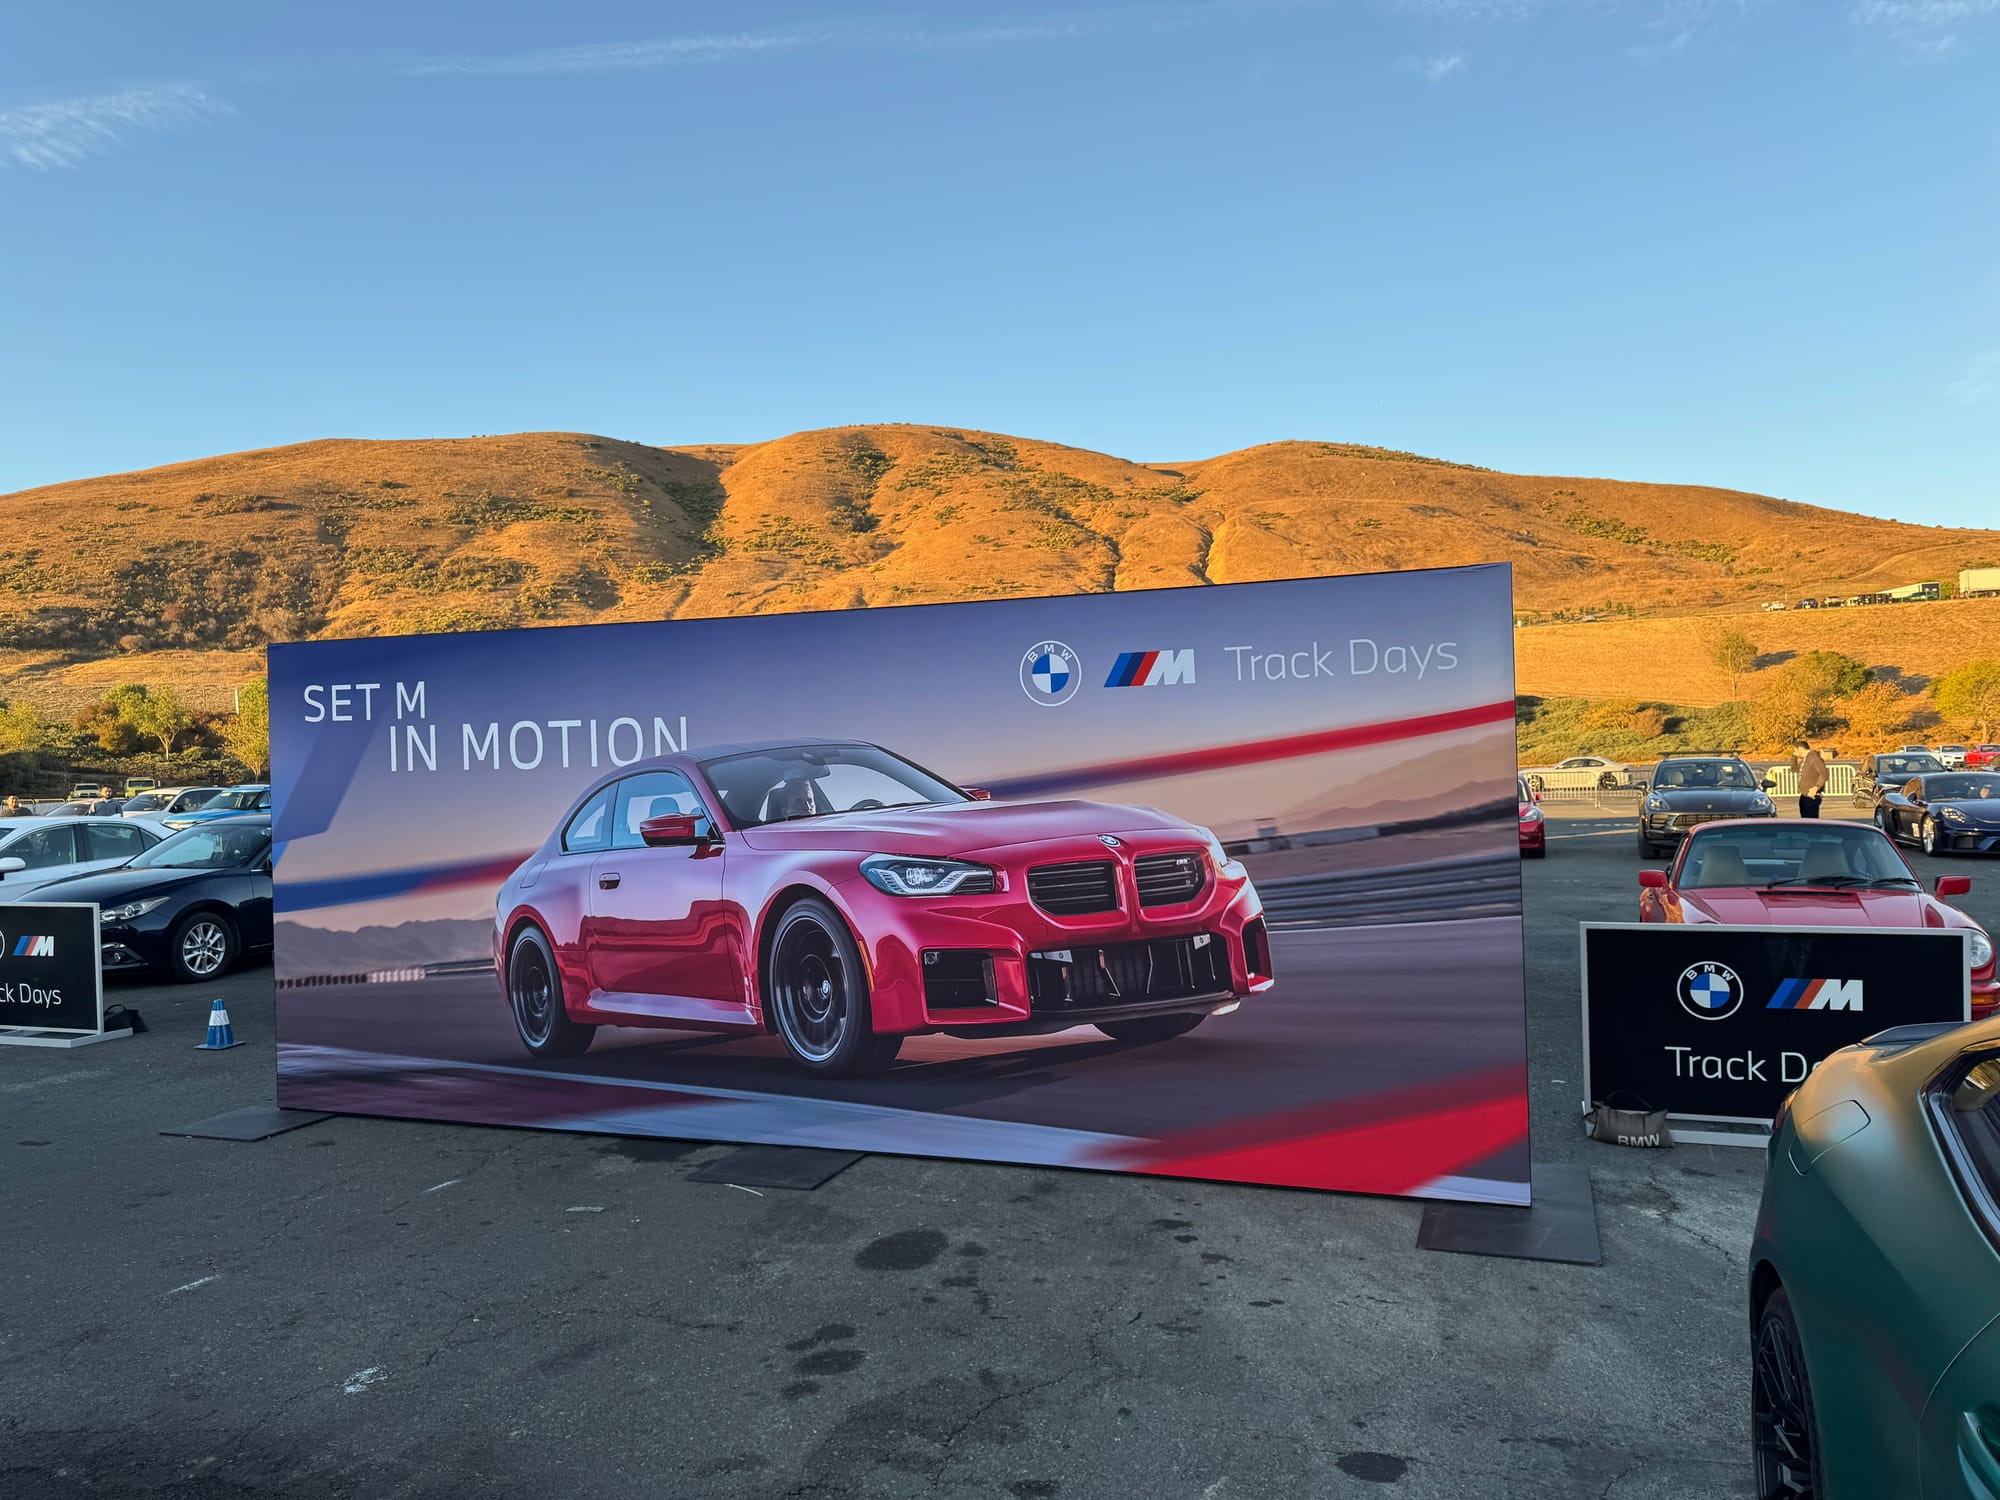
11,935,55,957
1105,649,1196,688
1767,978,1864,1012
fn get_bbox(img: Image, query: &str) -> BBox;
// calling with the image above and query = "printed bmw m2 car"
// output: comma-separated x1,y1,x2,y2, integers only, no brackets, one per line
494,740,1274,1074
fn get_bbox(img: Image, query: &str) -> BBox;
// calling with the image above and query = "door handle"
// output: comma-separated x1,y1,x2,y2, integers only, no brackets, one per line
598,873,621,890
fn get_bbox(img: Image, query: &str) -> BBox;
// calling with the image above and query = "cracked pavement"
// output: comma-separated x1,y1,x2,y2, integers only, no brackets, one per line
9,810,1982,1497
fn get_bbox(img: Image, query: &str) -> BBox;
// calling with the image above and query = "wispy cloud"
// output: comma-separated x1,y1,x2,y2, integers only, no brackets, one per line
1950,346,2000,405
0,83,228,171
1409,51,1469,79
405,2,1323,77
1853,0,2000,56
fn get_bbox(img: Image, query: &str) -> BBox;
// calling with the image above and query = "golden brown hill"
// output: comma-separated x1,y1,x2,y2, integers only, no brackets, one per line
2,424,1995,713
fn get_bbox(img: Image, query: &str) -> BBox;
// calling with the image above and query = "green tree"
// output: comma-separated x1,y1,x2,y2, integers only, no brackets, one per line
1936,659,2000,741
115,683,195,757
222,676,270,777
0,699,46,755
1836,679,1913,748
1712,630,1758,696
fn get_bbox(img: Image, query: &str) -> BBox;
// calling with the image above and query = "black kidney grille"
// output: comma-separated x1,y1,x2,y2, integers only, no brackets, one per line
1134,850,1206,907
1027,860,1118,914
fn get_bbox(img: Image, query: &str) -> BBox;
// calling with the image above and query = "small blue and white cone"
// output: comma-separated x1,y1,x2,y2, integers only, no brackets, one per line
195,997,242,1050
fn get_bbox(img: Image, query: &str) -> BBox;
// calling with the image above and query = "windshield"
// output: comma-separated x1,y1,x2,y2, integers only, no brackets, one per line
129,822,270,870
1878,755,1944,777
1925,775,2000,801
1651,760,1759,791
199,788,270,811
1679,824,1916,889
123,793,168,811
701,744,965,828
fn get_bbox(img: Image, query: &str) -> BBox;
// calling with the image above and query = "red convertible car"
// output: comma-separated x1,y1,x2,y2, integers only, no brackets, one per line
494,739,1274,1074
1638,819,1997,1018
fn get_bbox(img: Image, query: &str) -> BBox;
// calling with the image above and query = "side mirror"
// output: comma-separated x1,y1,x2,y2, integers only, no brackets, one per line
1938,875,1972,899
1638,869,1669,889
0,856,22,877
1760,779,1776,791
963,787,993,802
640,813,714,848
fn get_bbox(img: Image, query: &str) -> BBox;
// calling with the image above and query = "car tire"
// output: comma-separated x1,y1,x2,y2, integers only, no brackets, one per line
508,924,595,1059
1523,843,1546,859
1097,1012,1207,1044
1637,828,1659,858
1752,1287,1826,1500
765,897,901,1076
1922,818,1947,857
167,910,237,983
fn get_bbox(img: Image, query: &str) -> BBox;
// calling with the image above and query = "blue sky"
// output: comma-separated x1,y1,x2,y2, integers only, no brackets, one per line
2,1,1996,526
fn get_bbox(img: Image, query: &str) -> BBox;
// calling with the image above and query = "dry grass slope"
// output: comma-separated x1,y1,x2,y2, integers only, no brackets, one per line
3,424,1994,713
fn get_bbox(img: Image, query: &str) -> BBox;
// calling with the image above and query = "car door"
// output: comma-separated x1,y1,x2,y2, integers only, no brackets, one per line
585,771,742,1023
0,822,83,897
1888,779,1923,841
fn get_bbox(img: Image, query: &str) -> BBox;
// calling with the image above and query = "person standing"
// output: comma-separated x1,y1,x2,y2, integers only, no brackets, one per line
1792,740,1828,819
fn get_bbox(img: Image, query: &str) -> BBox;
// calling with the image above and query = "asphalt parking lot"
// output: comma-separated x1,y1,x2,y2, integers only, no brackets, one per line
5,804,1995,1499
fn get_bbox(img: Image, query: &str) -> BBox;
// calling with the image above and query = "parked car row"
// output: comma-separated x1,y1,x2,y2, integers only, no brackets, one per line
0,807,274,982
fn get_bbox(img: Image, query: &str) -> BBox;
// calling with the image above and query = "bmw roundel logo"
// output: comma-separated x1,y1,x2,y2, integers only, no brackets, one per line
1677,961,1744,1021
1099,834,1123,848
1020,640,1082,706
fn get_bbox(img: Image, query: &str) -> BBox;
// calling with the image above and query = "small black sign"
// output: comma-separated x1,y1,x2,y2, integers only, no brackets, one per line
1582,923,1971,1124
0,903,103,1036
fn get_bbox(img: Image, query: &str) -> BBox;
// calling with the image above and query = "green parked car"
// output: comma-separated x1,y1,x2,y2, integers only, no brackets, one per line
1752,1016,2000,1496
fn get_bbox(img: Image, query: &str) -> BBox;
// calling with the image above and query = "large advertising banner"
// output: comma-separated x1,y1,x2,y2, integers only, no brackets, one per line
270,564,1529,1203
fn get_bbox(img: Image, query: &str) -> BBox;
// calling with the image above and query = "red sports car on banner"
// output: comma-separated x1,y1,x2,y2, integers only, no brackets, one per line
494,739,1274,1074
1637,818,1997,1018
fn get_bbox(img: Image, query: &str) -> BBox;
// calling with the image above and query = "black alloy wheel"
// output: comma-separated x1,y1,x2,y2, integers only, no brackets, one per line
1752,1288,1824,1499
1923,817,1945,857
509,926,595,1058
766,897,900,1076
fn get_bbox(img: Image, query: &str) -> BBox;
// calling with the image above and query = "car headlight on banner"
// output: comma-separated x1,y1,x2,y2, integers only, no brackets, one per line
858,855,997,897
1194,825,1248,880
100,896,170,922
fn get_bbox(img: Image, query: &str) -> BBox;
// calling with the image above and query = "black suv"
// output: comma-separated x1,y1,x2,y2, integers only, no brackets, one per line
1637,753,1777,858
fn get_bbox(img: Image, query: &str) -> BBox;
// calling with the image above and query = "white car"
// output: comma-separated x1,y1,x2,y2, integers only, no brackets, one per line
0,816,166,902
1938,745,1970,769
122,786,227,823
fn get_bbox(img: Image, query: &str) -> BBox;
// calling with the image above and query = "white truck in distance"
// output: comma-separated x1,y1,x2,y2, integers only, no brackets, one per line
1963,568,2000,599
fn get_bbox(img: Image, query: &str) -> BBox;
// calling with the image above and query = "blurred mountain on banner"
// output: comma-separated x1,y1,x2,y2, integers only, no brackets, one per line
4,424,1997,716
273,919,491,975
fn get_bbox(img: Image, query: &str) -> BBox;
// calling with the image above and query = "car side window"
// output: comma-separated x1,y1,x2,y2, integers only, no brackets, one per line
611,771,709,850
6,825,78,869
562,789,612,854
84,822,153,862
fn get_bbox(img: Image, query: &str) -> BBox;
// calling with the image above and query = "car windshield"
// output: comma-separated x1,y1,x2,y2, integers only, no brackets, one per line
1925,775,2000,800
1878,755,1944,777
199,788,269,811
701,744,965,828
123,793,168,811
1679,824,1916,889
128,822,270,870
1651,760,1758,791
